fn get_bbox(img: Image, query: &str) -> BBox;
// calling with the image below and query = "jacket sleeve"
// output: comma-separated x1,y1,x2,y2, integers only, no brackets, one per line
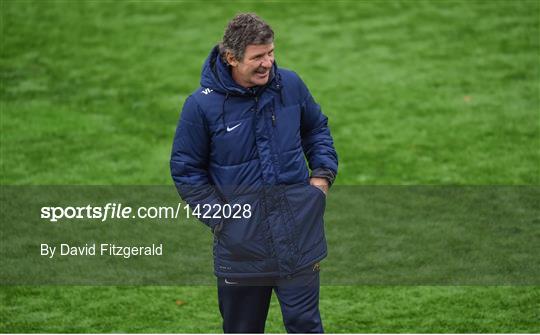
170,95,225,231
298,76,339,185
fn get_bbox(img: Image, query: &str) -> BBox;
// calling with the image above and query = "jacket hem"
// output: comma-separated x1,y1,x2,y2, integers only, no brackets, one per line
214,249,328,279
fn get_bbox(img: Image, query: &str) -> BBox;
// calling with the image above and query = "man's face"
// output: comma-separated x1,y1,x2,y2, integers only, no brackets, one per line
228,43,274,88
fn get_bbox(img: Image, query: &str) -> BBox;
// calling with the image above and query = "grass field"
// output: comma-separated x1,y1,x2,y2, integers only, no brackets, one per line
1,0,539,333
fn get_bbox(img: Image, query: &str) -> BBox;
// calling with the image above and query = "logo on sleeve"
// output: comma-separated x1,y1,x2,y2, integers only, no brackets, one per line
201,88,213,95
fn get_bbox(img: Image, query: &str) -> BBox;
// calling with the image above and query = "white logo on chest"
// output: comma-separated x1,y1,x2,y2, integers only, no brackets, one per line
226,123,241,132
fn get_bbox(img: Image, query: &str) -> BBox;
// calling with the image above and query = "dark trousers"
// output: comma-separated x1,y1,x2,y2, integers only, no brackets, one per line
217,264,323,333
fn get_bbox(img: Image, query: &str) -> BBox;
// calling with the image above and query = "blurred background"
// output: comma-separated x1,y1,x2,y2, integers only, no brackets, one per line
1,0,538,332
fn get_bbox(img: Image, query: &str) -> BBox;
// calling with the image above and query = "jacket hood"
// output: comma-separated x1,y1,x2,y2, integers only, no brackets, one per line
200,45,277,96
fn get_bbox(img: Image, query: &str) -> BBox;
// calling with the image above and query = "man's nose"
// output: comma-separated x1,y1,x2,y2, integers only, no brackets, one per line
261,56,273,68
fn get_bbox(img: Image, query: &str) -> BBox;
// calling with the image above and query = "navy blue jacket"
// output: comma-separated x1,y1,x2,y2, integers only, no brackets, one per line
170,46,338,278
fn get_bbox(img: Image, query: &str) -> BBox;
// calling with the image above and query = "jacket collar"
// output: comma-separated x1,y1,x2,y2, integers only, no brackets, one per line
200,45,280,97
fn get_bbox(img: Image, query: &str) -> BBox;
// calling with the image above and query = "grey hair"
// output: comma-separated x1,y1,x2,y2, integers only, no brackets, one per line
219,13,274,63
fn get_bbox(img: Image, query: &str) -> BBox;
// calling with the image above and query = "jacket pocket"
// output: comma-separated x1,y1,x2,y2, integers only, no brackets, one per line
309,184,327,199
216,193,270,261
285,184,327,256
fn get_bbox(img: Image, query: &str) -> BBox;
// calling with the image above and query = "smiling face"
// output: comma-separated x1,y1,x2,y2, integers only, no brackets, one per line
227,43,274,88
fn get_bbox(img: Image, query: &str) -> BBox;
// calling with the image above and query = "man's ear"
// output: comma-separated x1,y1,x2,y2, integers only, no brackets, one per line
226,51,238,67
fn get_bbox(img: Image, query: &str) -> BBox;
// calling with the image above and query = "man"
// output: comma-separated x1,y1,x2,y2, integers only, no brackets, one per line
170,13,338,333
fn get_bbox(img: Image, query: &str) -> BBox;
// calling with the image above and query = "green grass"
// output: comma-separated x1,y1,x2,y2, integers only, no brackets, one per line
1,286,539,333
1,0,539,333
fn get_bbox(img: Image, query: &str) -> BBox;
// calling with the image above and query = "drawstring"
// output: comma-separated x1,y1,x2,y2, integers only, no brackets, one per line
221,93,230,129
271,99,276,127
278,86,284,106
272,76,283,126
276,73,284,106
